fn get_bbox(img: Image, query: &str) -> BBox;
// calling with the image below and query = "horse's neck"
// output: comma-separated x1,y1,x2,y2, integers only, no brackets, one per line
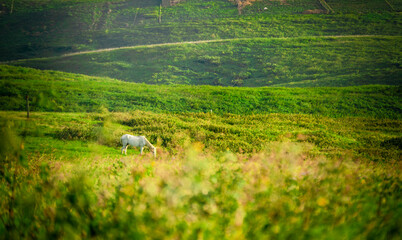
144,137,154,149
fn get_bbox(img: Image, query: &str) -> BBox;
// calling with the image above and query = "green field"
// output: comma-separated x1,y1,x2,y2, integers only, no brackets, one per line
1,0,401,239
1,110,401,239
1,64,401,239
9,36,401,87
1,65,401,118
1,0,401,61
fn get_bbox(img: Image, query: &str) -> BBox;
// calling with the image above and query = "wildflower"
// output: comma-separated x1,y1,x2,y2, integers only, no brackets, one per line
272,225,281,234
192,141,204,152
317,197,329,207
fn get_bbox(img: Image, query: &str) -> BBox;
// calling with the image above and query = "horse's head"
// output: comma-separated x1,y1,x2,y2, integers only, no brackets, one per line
152,147,157,157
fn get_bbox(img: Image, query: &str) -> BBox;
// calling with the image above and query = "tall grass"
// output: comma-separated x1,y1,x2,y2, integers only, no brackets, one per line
1,136,401,239
0,107,400,238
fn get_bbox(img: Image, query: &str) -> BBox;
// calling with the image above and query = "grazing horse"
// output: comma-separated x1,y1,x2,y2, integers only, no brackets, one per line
121,134,156,157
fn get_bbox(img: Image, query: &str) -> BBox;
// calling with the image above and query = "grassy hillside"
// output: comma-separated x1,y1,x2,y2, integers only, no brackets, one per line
325,0,402,13
1,65,401,118
0,1,401,238
0,110,401,238
2,109,400,159
9,36,401,87
0,0,401,61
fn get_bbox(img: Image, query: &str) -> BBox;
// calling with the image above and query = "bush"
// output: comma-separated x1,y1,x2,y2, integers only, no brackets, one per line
56,124,97,141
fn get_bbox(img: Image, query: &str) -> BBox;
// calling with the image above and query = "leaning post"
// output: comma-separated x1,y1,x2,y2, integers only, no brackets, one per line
159,4,162,23
26,95,29,119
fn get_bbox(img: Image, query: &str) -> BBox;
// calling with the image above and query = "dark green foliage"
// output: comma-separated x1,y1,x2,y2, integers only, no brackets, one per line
381,137,402,150
325,0,402,13
56,124,98,141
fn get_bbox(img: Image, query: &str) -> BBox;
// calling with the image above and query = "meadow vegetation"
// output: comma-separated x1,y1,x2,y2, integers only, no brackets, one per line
0,0,401,239
1,0,401,61
0,110,401,239
10,36,401,87
1,65,401,118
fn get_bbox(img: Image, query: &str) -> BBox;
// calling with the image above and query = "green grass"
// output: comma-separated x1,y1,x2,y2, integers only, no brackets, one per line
0,1,401,238
1,109,401,159
0,110,401,239
326,0,402,13
9,36,401,87
1,65,401,118
0,0,400,61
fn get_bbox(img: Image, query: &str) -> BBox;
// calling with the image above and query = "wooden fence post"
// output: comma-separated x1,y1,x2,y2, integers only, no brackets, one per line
10,0,15,14
26,95,29,119
159,4,162,23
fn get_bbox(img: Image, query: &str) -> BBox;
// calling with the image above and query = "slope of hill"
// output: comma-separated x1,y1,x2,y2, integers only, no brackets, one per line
9,35,401,87
0,0,401,61
1,65,401,118
1,109,401,239
1,1,401,239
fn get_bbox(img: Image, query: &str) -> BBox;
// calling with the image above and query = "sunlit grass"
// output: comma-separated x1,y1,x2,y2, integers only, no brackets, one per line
1,111,400,238
1,65,401,118
1,139,401,239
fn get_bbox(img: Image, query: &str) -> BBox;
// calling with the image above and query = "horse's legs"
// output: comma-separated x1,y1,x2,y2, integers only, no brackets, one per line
122,144,128,155
140,147,143,155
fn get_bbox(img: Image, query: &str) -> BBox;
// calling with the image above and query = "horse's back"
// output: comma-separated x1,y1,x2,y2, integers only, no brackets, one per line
121,134,145,147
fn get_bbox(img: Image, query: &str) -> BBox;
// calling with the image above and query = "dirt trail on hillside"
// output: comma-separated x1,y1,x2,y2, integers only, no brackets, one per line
60,35,392,57
2,35,397,63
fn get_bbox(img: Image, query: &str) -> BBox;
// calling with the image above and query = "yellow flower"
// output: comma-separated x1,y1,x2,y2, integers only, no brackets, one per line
272,225,281,234
192,142,204,152
121,185,135,197
317,197,329,207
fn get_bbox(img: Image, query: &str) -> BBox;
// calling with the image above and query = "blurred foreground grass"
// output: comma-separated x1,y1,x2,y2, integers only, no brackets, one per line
0,111,401,239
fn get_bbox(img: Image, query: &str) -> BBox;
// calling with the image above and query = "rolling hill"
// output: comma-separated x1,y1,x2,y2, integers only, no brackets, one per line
8,35,401,87
1,65,401,118
1,1,401,239
1,0,401,63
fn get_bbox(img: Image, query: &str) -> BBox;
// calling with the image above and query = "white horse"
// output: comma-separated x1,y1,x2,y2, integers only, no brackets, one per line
120,134,156,157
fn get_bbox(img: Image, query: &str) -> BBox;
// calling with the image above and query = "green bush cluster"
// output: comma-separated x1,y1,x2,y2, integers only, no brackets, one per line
56,124,97,141
54,120,127,148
